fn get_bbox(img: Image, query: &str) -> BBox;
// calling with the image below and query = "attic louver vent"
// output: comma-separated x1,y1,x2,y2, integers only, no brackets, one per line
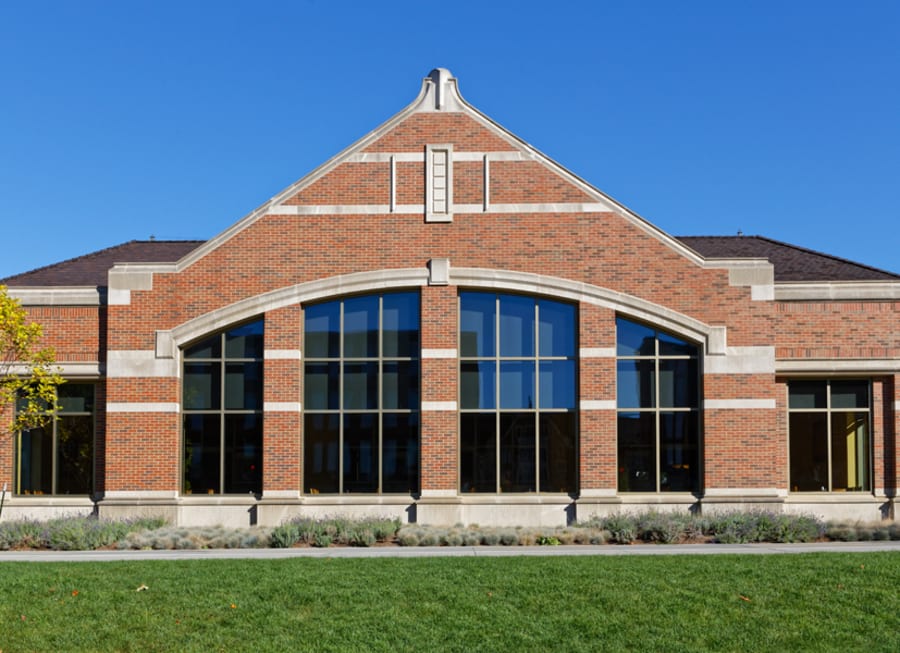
426,144,453,222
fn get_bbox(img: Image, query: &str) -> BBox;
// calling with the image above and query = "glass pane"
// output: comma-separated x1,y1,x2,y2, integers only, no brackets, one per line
460,361,496,409
304,413,339,493
460,413,496,492
382,413,419,493
343,295,379,358
184,414,221,494
499,361,535,409
789,381,826,409
658,359,698,408
184,363,221,410
460,292,496,357
538,300,575,357
225,320,264,359
830,412,869,491
539,360,576,409
17,427,52,495
382,293,420,358
658,331,696,357
343,413,378,492
56,415,93,494
789,413,828,491
343,362,378,410
659,412,698,492
616,318,655,356
499,295,535,357
225,362,263,410
304,362,339,411
305,302,340,359
224,414,262,494
830,381,868,409
617,359,655,409
184,334,221,359
617,412,656,491
382,361,419,410
57,383,94,413
499,412,536,492
539,413,576,493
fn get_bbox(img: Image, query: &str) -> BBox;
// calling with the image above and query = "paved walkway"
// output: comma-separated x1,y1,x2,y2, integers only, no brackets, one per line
2,540,899,562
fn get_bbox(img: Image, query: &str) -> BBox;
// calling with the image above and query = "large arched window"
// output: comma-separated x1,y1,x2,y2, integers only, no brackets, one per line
183,320,264,495
303,292,420,494
459,292,577,493
616,317,700,492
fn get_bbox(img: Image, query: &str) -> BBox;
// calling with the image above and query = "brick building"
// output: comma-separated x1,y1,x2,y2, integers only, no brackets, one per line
2,69,898,526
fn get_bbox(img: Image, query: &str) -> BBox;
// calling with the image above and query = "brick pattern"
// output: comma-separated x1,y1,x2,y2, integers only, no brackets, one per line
9,108,897,503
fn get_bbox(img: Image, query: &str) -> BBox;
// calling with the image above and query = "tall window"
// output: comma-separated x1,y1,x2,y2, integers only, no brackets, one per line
183,320,263,495
304,292,420,494
789,380,870,492
459,293,576,493
616,318,699,492
16,383,94,495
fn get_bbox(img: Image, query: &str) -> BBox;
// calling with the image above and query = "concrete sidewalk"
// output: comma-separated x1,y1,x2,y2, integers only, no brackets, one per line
2,540,899,562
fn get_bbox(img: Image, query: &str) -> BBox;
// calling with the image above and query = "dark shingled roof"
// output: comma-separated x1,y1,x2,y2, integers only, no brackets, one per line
2,236,897,287
0,240,205,287
675,235,899,282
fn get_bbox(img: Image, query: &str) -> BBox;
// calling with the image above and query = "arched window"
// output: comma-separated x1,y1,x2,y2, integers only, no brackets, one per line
459,293,577,493
616,317,700,492
303,292,420,494
183,320,264,495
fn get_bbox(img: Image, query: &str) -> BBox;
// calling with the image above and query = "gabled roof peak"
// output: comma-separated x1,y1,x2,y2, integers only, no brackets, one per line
416,67,465,112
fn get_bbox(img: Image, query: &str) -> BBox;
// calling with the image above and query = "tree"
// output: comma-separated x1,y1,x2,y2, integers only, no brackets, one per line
0,284,63,439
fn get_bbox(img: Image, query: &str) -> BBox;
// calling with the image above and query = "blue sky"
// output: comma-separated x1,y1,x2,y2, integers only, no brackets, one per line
1,1,898,279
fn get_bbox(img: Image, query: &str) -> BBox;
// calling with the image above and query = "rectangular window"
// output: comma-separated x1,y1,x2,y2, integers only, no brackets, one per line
16,383,95,495
789,380,870,492
303,292,420,494
616,318,700,493
183,320,264,495
459,293,576,494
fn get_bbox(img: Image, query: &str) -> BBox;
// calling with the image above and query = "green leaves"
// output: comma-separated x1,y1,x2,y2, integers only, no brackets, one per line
0,284,64,438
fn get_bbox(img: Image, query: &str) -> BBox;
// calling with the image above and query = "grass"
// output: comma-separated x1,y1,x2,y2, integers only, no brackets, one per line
0,553,898,652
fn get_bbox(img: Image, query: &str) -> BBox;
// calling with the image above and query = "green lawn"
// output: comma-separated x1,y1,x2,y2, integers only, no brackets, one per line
1,553,898,652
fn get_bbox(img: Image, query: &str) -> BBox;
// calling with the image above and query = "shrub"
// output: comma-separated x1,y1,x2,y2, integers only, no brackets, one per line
603,514,638,544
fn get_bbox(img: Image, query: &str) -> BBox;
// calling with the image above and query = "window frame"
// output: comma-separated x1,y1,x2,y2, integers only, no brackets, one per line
458,291,578,495
615,317,701,494
302,291,421,495
181,319,264,496
787,379,872,493
15,382,96,497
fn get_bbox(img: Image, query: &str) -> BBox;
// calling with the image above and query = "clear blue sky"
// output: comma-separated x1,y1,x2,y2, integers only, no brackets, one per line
1,1,898,279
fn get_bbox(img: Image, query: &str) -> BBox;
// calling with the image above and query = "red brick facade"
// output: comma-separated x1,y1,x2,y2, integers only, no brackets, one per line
3,69,897,526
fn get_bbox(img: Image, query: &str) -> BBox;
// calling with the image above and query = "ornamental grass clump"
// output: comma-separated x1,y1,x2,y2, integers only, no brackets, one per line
270,515,401,548
0,515,167,551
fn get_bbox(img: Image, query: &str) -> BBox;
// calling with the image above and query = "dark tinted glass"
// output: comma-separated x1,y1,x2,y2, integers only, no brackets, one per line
789,413,828,491
499,295,535,357
539,412,576,493
658,331,697,357
184,363,221,410
224,414,262,493
460,293,496,357
499,413,536,492
617,412,656,491
382,361,419,410
461,361,496,409
538,300,575,357
343,362,378,410
225,321,264,359
17,426,52,494
659,411,698,492
225,362,263,410
304,362,339,410
830,381,868,409
499,361,535,409
382,293,419,358
304,413,339,493
343,413,378,492
460,413,496,492
343,295,379,358
658,359,698,408
789,381,826,409
183,414,221,494
616,318,655,356
305,302,340,358
539,360,576,409
184,334,221,359
617,359,655,409
382,412,419,493
57,383,94,413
